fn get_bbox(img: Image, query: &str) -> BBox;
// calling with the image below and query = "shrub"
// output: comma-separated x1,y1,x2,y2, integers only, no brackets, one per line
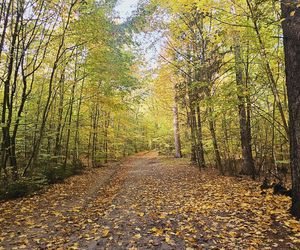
0,178,44,200
42,160,85,184
42,165,67,184
0,160,85,200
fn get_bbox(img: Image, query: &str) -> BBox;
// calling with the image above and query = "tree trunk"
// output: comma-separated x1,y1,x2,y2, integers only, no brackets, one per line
23,1,77,176
196,105,205,168
281,0,300,218
1,4,21,180
73,76,84,164
103,112,110,164
234,36,255,180
207,107,223,174
54,70,66,158
64,59,77,169
173,87,182,158
189,107,197,164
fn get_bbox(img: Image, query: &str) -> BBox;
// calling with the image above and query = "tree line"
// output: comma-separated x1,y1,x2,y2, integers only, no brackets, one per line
0,0,148,198
143,0,300,218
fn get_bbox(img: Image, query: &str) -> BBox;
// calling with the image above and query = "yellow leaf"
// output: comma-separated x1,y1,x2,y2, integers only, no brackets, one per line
165,235,175,245
165,235,171,243
102,229,110,238
229,231,237,237
150,227,164,236
159,212,167,219
133,233,142,239
18,245,27,249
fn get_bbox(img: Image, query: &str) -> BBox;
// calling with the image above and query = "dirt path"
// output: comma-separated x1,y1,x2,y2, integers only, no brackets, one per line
1,152,300,249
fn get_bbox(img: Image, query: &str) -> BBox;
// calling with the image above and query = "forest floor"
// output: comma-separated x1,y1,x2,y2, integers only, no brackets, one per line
1,152,300,249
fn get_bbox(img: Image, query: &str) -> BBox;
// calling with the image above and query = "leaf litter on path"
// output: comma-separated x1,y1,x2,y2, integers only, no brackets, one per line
1,152,300,249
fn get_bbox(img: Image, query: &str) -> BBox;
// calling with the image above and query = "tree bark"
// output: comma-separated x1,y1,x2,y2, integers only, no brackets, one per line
196,105,205,168
1,3,21,180
207,107,223,174
234,35,256,180
281,0,300,218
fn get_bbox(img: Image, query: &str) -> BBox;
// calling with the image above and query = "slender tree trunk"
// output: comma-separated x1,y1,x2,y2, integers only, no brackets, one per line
173,86,182,158
207,107,223,174
23,1,77,175
281,0,300,218
189,107,197,164
103,112,110,164
196,105,205,168
54,71,66,157
187,75,205,168
64,80,76,169
1,4,21,180
173,105,182,158
205,86,223,173
0,0,12,61
73,76,84,164
222,112,231,174
234,35,255,180
91,105,99,167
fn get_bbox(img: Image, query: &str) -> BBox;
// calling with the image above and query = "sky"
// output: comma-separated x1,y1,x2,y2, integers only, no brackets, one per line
115,0,140,21
115,0,163,71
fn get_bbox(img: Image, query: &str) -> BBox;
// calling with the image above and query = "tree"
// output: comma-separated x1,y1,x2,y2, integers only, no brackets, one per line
281,0,300,218
0,0,146,195
173,84,182,158
233,32,255,179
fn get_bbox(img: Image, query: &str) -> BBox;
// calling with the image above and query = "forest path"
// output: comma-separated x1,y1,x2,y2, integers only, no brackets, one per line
1,152,300,249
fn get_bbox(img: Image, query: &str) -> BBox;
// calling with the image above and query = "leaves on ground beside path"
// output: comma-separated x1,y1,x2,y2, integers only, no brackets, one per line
0,162,127,249
0,153,300,249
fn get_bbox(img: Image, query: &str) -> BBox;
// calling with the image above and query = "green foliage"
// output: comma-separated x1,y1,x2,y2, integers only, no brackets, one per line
42,161,84,184
42,165,68,184
0,159,86,200
0,178,45,200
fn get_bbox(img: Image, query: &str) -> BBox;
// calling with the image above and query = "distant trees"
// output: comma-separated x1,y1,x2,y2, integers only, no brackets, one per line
142,0,300,217
148,0,289,179
0,0,147,197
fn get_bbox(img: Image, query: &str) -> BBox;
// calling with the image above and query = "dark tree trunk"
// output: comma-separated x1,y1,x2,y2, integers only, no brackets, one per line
234,38,256,180
103,112,110,164
196,106,205,168
1,4,21,180
189,107,197,164
207,108,223,174
91,105,100,167
281,0,300,218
